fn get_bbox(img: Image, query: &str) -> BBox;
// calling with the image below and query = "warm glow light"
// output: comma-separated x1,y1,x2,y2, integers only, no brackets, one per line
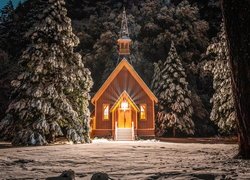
103,105,109,120
121,99,129,111
140,104,146,120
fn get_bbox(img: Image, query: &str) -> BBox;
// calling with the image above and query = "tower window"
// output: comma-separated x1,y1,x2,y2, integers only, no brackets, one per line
103,104,109,120
121,43,125,49
140,104,146,120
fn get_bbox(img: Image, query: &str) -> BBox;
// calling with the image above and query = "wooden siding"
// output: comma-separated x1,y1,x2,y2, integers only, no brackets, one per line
92,129,113,138
137,129,155,136
95,99,112,130
95,67,154,133
92,59,158,104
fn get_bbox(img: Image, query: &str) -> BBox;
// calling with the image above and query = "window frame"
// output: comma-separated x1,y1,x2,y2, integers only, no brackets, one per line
103,104,110,121
121,43,125,49
140,104,147,121
125,43,129,49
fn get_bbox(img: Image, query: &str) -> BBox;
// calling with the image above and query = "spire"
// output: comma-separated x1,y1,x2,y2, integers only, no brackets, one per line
120,7,129,38
117,8,132,57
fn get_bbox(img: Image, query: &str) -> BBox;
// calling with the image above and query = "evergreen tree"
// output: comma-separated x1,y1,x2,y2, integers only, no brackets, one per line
0,0,14,23
0,0,218,138
0,0,15,51
152,41,194,136
0,0,93,145
16,1,23,9
151,60,163,97
204,23,236,135
92,31,117,87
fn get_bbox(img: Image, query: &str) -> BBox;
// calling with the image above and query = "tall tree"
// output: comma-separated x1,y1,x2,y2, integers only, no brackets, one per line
0,0,15,51
204,23,236,135
0,0,93,145
221,0,250,159
0,0,14,23
152,42,194,136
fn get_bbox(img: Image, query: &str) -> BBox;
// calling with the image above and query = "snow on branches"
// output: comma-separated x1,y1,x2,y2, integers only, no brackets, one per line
204,23,236,135
152,41,194,136
0,0,93,145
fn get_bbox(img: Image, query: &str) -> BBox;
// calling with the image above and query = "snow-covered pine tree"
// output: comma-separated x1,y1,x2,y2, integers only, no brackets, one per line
151,60,162,97
152,41,194,136
0,0,93,145
204,23,236,135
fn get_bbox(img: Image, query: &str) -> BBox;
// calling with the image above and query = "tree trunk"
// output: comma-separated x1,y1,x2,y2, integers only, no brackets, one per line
221,0,250,159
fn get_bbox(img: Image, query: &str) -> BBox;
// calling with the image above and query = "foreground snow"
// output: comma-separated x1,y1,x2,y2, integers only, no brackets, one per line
0,141,249,179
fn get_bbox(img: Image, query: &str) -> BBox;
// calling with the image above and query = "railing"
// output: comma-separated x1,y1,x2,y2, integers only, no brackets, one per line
115,121,118,141
132,121,134,140
115,121,134,141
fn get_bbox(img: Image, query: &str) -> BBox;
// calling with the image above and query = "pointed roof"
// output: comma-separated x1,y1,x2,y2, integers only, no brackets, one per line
91,58,158,104
110,91,140,112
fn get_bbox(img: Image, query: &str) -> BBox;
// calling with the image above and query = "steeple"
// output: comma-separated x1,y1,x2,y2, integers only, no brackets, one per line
120,7,129,38
117,8,132,56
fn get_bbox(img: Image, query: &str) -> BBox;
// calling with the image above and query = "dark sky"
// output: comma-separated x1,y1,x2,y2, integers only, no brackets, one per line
0,0,24,10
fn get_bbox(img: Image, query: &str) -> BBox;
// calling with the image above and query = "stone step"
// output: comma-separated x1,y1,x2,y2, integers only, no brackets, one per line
116,128,133,141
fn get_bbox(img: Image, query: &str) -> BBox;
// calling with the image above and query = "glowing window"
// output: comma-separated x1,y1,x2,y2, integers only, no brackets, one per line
103,104,109,120
140,104,146,120
120,98,129,111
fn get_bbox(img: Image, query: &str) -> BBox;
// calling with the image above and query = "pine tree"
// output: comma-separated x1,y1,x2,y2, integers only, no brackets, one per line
152,41,194,136
88,30,117,90
0,0,15,50
16,1,23,9
204,23,236,135
0,0,93,145
151,60,163,97
0,0,14,23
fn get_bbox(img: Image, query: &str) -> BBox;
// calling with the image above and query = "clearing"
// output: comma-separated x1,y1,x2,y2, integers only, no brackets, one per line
0,140,249,179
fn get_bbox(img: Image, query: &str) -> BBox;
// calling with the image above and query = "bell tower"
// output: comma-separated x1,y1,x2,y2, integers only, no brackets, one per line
117,8,132,56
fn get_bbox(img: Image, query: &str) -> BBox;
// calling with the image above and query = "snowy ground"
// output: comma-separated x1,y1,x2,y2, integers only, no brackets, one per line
0,140,249,179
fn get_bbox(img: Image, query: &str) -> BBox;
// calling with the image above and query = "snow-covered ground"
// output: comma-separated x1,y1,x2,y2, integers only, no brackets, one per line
0,140,249,179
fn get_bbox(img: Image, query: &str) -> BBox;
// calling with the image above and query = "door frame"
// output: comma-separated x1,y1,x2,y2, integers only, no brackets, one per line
118,108,132,128
110,91,140,138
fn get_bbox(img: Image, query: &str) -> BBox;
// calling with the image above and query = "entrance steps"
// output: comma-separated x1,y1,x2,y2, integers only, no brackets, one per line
116,128,133,141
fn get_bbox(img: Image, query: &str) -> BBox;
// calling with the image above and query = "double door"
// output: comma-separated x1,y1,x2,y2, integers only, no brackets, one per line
117,109,132,128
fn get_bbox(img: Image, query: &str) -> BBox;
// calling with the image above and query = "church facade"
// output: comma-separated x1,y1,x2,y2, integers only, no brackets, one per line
90,9,158,140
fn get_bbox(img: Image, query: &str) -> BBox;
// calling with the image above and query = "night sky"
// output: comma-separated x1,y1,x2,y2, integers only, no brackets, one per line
0,0,24,10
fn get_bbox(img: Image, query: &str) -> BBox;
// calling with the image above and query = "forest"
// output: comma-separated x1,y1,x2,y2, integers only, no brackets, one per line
0,0,249,156
0,0,233,138
0,0,250,179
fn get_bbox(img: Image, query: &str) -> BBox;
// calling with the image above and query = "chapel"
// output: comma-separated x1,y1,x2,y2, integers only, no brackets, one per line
90,9,158,140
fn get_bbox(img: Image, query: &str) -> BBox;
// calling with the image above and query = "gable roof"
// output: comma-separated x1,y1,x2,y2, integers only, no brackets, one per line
91,58,158,104
110,91,140,112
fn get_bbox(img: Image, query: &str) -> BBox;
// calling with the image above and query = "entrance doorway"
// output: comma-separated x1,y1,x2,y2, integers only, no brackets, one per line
110,91,140,140
118,109,132,128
